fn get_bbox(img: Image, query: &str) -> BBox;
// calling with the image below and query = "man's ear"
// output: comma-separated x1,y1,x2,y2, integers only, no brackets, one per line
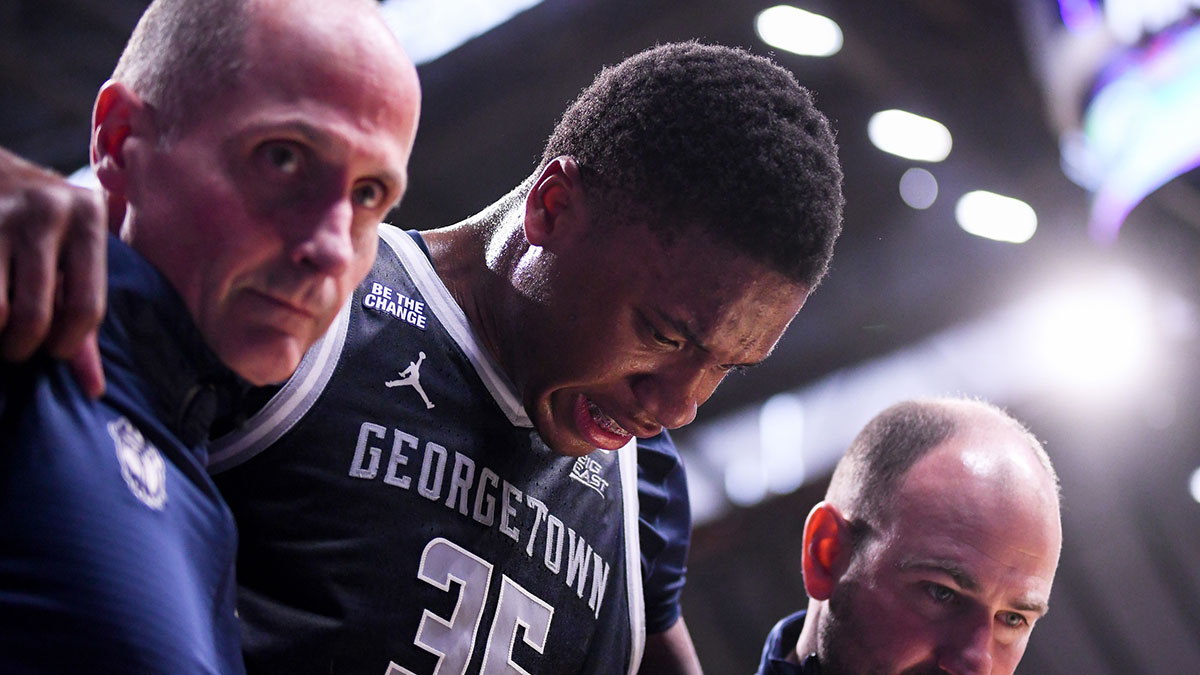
801,501,855,601
523,155,584,249
90,80,153,202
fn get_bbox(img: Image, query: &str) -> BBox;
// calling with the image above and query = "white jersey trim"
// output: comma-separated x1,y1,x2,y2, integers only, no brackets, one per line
207,287,354,474
380,226,532,428
618,437,646,675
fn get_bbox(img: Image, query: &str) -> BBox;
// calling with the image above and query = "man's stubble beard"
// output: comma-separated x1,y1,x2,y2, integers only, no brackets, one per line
818,579,943,675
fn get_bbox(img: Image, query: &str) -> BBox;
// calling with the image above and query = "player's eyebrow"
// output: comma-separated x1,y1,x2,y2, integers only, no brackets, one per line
648,308,766,369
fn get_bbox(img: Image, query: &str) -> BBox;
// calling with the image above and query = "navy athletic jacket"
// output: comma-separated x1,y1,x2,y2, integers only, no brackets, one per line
0,235,247,674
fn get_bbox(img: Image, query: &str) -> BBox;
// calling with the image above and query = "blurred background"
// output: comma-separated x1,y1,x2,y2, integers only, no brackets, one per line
3,0,1198,671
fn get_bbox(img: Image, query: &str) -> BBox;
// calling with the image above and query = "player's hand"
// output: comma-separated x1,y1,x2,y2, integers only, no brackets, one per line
0,146,108,398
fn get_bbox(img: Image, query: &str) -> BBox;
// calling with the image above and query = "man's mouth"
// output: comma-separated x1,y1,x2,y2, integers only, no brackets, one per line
571,394,632,451
587,399,629,436
247,288,318,320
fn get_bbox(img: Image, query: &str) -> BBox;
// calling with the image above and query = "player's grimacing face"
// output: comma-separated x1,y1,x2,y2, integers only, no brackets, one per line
521,222,809,457
122,8,420,385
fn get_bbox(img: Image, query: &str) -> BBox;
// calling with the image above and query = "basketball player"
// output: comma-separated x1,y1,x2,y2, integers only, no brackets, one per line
205,42,842,674
0,42,842,674
0,0,420,670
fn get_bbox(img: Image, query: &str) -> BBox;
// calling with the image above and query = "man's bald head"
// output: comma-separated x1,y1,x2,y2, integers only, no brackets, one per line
111,0,388,143
825,397,1059,535
798,398,1063,674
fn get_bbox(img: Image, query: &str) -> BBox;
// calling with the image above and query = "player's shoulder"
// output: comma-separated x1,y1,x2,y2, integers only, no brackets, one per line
635,429,689,526
636,429,682,477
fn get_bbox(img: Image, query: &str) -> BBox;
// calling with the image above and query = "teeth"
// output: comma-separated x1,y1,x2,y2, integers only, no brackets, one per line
587,400,629,436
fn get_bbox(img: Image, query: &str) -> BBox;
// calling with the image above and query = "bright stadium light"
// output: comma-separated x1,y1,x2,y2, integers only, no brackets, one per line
380,0,545,64
1026,269,1156,397
755,5,844,57
759,393,807,494
1190,466,1200,504
955,190,1038,243
867,109,953,162
724,456,768,507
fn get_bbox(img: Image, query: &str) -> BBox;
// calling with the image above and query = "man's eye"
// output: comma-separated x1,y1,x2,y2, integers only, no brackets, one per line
352,180,386,209
999,612,1028,629
261,142,302,175
652,330,680,348
925,584,957,604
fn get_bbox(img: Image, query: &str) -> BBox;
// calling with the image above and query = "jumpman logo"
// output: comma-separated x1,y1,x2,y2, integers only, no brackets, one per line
385,351,435,409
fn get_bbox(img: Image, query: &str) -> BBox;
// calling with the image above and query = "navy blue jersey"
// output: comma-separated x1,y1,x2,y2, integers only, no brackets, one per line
211,225,689,674
756,611,822,675
0,236,245,674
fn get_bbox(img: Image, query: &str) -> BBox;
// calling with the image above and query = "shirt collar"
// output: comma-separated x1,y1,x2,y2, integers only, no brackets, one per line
101,235,251,448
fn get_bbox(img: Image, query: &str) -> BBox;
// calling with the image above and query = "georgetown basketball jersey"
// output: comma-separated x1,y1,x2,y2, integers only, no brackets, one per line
211,225,645,674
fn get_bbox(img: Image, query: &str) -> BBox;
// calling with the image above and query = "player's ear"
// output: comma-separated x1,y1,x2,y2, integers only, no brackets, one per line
91,80,155,202
524,155,585,249
801,501,855,601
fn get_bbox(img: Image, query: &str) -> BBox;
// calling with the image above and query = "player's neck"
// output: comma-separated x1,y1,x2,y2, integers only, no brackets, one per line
422,208,525,384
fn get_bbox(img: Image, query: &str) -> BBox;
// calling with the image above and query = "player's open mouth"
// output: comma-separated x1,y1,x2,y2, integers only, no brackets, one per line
572,394,632,450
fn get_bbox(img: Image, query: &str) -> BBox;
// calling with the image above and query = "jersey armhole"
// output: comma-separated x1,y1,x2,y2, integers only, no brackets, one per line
207,292,354,474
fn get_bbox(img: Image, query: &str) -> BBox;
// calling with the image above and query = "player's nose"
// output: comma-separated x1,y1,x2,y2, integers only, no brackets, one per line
631,364,718,430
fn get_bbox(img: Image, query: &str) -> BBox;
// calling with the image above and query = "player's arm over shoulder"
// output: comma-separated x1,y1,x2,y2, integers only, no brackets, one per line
0,146,109,397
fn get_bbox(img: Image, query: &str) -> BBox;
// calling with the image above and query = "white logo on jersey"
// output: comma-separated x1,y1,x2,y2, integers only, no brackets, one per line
363,281,427,329
569,456,609,498
385,351,436,409
108,417,167,510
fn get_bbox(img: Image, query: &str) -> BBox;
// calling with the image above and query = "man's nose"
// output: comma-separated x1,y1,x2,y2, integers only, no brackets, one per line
938,617,994,675
291,198,354,276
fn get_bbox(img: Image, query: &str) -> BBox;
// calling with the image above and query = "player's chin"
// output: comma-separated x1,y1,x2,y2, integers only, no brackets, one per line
546,391,634,455
549,438,601,458
532,413,595,458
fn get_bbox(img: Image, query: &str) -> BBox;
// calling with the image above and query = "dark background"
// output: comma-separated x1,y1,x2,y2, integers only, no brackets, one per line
3,1,1198,672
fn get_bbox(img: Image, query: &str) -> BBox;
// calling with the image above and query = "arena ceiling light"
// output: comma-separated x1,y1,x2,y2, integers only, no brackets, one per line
379,0,544,64
955,190,1037,243
867,109,953,162
899,167,939,209
755,5,844,57
1025,269,1158,398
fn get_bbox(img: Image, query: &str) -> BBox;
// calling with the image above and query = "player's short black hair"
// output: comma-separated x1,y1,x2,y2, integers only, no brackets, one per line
541,41,844,289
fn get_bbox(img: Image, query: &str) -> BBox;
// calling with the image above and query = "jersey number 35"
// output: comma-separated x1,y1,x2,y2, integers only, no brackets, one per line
386,537,555,675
